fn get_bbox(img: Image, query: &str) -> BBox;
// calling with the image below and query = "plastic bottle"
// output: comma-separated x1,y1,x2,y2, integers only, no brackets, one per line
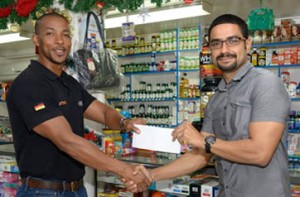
296,82,300,98
251,48,258,66
179,77,185,98
258,47,266,66
183,73,189,86
200,78,221,118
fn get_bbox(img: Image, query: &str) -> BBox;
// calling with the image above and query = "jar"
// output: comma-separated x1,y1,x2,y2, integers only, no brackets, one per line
200,77,221,118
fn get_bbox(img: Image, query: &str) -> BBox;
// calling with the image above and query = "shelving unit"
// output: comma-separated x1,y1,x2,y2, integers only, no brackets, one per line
107,27,202,127
100,30,300,195
253,40,300,185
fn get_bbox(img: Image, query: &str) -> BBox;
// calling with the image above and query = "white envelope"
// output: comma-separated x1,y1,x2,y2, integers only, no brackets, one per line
132,124,181,154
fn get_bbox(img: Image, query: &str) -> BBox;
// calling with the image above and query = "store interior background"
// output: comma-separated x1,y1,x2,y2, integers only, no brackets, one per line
0,0,299,196
0,0,300,114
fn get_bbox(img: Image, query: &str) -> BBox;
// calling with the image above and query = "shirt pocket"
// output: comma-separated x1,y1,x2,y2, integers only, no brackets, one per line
228,99,251,139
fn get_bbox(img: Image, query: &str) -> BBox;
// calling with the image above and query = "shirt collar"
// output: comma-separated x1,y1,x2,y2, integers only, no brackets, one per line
218,62,253,92
30,60,68,81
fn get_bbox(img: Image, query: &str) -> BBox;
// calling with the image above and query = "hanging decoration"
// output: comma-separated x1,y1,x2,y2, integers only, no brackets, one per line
0,0,172,30
183,0,193,4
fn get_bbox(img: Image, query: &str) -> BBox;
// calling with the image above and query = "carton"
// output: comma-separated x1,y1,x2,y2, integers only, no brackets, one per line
280,19,294,41
272,26,281,42
201,180,219,197
291,24,300,40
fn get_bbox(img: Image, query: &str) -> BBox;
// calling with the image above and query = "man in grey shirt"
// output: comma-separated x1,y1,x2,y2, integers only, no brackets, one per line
124,14,291,197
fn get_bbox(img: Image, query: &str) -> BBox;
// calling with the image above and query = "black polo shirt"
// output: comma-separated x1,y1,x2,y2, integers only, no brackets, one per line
6,60,96,181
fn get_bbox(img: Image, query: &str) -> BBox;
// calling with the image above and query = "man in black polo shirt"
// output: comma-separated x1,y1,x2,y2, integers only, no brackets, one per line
6,12,150,196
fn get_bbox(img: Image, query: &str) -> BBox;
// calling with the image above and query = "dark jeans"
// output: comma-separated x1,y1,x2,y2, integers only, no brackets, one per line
17,179,88,197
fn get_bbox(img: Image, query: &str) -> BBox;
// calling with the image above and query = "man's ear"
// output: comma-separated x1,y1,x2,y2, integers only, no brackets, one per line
32,34,39,47
245,38,252,53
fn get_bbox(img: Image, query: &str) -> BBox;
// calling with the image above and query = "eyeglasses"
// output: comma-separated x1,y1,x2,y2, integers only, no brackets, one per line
209,36,246,50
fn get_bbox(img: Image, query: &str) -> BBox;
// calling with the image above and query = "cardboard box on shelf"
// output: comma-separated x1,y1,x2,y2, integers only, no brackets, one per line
201,180,219,197
280,19,295,41
272,26,281,42
291,24,300,40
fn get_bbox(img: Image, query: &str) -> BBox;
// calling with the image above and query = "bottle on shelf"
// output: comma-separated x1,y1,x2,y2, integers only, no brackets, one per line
251,48,258,66
258,47,266,66
296,82,300,98
179,77,185,98
183,72,189,86
200,77,221,119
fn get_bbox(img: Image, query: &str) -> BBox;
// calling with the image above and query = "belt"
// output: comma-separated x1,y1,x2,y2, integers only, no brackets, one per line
21,178,83,192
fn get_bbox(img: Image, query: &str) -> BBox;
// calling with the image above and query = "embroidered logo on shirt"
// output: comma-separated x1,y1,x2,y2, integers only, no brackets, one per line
34,102,45,111
78,101,83,107
58,100,68,106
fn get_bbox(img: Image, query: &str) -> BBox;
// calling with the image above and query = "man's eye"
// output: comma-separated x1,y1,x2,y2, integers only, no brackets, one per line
229,38,239,43
46,32,53,36
211,41,220,46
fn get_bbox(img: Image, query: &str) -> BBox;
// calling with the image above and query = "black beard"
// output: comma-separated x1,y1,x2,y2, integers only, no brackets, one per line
216,53,238,72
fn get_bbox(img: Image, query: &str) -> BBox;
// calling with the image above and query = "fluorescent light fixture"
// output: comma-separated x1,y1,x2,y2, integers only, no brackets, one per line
0,33,30,44
105,4,211,29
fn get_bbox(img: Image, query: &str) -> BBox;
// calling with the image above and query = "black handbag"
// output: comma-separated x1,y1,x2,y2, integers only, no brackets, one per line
73,11,121,90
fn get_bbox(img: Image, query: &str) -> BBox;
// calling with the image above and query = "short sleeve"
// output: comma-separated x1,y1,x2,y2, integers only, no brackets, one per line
250,73,291,123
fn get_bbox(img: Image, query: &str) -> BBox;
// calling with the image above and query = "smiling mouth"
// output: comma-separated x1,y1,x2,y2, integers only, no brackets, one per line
54,48,66,56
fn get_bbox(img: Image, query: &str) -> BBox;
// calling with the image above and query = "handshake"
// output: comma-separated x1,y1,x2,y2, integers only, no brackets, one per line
120,164,153,193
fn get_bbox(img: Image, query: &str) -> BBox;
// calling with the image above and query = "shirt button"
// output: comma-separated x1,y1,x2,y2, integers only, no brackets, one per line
226,186,229,189
224,106,227,110
224,169,228,172
222,122,225,126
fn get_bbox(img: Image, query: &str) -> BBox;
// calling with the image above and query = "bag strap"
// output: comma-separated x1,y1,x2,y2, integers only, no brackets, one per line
84,11,106,49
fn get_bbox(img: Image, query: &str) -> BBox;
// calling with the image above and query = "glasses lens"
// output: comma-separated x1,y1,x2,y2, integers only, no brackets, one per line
209,40,221,49
227,37,241,46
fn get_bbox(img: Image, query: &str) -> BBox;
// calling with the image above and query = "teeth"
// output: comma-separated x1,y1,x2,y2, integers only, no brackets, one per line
56,49,64,55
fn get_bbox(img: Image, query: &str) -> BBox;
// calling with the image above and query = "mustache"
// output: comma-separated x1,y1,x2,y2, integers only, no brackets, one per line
217,53,237,60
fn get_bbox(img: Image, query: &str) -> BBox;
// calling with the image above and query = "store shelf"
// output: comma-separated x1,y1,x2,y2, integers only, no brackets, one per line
107,98,176,102
291,98,300,102
290,176,300,185
178,49,199,53
256,64,300,69
0,144,15,157
123,70,176,76
118,50,176,58
252,40,300,48
117,154,178,168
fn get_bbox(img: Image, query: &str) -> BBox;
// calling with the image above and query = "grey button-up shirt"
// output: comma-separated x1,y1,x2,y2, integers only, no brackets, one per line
202,62,291,197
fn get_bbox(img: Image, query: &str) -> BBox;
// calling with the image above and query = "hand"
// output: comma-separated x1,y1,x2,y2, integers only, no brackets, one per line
172,121,204,148
123,118,147,134
121,164,152,193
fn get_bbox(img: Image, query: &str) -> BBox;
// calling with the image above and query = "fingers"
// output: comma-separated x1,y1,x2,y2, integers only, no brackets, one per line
125,118,147,134
133,165,153,186
122,164,153,193
171,121,200,146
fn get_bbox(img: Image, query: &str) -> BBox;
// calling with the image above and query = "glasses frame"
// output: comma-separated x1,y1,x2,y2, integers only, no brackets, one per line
209,36,247,50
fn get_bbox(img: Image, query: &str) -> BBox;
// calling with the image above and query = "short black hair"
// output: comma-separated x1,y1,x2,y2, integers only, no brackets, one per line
34,12,69,34
208,14,249,41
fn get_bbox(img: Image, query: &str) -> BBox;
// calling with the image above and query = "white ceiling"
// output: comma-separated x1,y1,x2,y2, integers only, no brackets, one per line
1,0,300,56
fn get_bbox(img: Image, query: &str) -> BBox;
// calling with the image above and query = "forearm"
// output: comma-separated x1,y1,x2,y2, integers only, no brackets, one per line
61,134,128,177
212,138,267,166
152,149,210,181
212,138,257,163
211,122,285,167
84,100,124,130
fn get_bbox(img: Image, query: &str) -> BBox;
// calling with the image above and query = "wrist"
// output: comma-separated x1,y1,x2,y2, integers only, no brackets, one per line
204,135,216,153
120,118,131,132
